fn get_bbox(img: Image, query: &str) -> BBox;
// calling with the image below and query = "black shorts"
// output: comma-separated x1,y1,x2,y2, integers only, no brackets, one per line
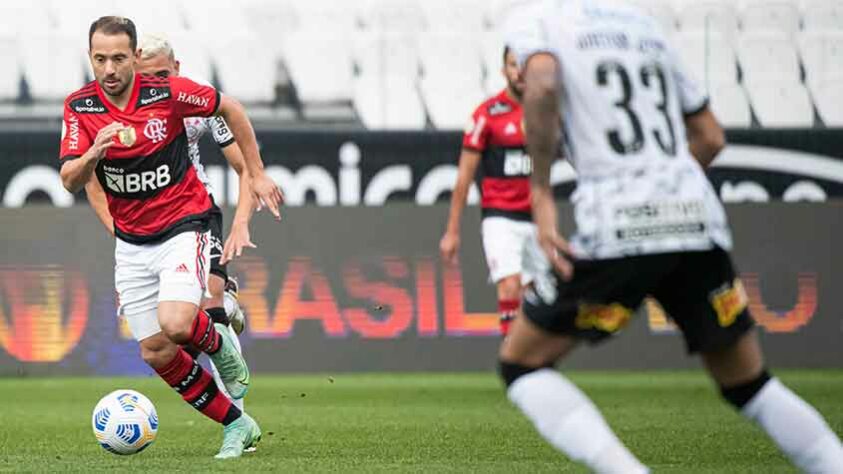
208,203,227,281
522,246,755,353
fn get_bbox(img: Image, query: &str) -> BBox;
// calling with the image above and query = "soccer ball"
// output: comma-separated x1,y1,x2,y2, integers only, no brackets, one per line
92,389,158,455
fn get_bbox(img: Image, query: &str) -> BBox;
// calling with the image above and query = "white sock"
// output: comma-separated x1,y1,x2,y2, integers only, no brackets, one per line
223,292,238,319
508,368,649,474
208,325,246,411
742,378,843,473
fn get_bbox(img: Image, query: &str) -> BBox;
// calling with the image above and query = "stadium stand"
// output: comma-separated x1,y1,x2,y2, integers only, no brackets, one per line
677,1,741,40
0,0,840,129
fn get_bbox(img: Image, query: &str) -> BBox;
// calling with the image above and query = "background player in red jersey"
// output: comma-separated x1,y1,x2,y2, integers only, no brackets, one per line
440,46,532,336
58,17,282,459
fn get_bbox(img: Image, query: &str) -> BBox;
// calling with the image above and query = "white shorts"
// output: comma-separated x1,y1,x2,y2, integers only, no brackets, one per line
115,230,212,341
481,217,539,285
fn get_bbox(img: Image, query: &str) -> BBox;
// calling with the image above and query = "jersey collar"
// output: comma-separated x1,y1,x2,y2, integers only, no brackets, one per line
95,72,141,115
497,89,520,110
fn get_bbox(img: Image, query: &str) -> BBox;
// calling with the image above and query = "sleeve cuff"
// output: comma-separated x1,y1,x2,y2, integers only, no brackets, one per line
683,98,710,118
210,89,222,116
217,138,235,148
60,155,82,161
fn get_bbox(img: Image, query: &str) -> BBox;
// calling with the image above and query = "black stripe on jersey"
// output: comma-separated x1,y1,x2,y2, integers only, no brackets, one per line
482,208,532,222
95,133,190,201
60,155,82,161
209,89,221,116
67,83,97,101
139,74,169,86
481,145,532,179
115,208,212,245
135,85,172,109
69,94,107,114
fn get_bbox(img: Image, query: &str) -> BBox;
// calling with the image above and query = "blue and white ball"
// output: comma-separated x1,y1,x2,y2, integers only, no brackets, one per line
92,389,158,455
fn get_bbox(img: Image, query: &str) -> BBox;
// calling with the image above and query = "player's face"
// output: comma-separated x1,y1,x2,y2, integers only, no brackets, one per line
90,32,138,97
137,53,179,79
503,51,525,97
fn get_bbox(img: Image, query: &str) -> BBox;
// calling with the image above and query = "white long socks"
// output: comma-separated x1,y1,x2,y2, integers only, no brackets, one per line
508,368,649,474
742,378,843,473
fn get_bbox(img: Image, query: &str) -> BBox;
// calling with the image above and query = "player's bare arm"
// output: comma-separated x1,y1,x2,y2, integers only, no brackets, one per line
439,149,481,264
215,95,284,220
220,142,257,265
522,53,572,280
59,122,123,193
685,107,726,169
84,175,114,236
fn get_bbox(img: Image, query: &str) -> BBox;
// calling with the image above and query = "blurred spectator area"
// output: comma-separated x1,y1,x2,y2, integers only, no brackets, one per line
0,0,841,129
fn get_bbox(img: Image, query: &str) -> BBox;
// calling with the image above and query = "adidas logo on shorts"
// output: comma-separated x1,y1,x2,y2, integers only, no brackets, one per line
175,263,190,274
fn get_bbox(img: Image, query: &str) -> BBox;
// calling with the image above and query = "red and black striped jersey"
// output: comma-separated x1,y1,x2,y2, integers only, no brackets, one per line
60,74,220,244
462,89,532,221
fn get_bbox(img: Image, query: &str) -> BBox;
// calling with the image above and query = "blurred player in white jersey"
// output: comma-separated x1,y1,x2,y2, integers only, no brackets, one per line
498,1,843,472
85,33,255,416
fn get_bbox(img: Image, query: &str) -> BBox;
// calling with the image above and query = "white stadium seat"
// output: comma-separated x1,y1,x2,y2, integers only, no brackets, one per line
422,0,487,33
356,33,420,79
50,0,117,41
418,33,484,129
740,0,801,35
481,33,508,96
0,36,21,100
418,34,484,127
20,32,88,101
0,3,49,36
738,32,802,85
240,0,301,60
677,1,740,39
799,31,843,88
746,81,815,127
211,34,278,103
677,32,739,87
366,0,426,33
627,0,679,34
354,74,426,130
179,0,249,33
801,0,843,32
811,81,843,126
294,0,361,33
710,84,753,127
419,33,482,80
420,76,485,130
114,0,186,36
284,32,354,104
166,32,214,84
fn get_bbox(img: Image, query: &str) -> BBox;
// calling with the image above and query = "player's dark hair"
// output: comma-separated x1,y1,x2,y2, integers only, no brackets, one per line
503,45,511,65
88,16,137,51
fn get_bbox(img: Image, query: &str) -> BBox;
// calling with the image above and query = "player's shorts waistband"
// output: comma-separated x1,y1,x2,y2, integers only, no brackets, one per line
481,208,532,222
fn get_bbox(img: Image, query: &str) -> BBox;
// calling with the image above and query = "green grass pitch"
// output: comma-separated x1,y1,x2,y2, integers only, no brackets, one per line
1,370,840,472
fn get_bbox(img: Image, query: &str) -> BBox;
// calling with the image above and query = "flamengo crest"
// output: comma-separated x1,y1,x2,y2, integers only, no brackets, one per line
144,118,168,144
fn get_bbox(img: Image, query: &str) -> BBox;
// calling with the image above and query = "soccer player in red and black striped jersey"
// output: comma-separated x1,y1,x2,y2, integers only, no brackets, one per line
440,46,533,336
59,17,282,459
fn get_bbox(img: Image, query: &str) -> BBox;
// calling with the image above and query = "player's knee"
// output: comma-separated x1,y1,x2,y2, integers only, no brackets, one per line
139,336,177,369
497,276,522,301
720,369,772,409
498,359,551,388
159,317,193,345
